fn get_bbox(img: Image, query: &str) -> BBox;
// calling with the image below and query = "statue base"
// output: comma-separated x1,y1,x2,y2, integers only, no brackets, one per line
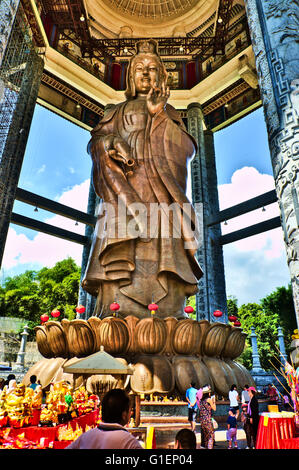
25,315,256,398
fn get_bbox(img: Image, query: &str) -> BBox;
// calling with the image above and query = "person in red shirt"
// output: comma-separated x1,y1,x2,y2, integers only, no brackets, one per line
266,383,278,404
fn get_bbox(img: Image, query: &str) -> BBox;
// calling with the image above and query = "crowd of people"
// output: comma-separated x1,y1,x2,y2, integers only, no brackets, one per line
1,374,288,450
185,382,260,449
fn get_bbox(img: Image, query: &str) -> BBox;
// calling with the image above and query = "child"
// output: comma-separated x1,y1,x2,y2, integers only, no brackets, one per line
226,408,238,449
241,403,252,449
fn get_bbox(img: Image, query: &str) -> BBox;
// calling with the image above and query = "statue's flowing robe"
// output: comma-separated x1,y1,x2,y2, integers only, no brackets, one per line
82,97,203,318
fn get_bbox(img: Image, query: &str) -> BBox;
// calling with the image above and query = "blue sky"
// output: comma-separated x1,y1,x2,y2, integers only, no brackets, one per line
214,109,274,184
1,103,291,306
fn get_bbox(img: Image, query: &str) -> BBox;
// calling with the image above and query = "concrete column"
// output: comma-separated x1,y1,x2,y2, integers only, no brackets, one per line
244,0,299,326
250,326,263,373
277,326,288,365
187,103,227,322
77,174,99,319
78,103,117,319
15,324,29,370
204,130,228,322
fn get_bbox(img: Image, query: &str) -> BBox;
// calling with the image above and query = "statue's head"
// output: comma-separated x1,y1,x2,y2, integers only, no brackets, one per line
125,39,168,99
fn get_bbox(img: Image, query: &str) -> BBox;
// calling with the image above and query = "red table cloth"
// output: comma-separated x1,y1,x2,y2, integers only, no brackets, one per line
280,438,299,449
256,413,295,449
53,441,71,449
7,409,99,446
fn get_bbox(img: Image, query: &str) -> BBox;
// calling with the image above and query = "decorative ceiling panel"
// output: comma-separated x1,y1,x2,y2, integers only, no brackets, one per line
101,0,199,19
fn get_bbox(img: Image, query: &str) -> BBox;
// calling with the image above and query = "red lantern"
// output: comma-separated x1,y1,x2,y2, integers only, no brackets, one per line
75,305,86,315
228,315,237,322
184,305,194,314
51,309,60,318
148,303,158,311
213,310,223,318
110,302,120,311
40,314,49,323
234,320,241,327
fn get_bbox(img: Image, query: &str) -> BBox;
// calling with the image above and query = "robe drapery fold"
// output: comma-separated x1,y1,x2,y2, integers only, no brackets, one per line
82,98,203,318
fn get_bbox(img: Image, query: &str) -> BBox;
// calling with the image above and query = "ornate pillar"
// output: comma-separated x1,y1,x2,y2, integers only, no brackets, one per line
250,327,263,373
277,326,288,365
15,324,29,370
250,326,287,390
187,103,227,322
0,8,44,266
244,0,299,326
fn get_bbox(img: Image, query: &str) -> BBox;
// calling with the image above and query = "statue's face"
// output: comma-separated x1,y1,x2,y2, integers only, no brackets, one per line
132,54,161,95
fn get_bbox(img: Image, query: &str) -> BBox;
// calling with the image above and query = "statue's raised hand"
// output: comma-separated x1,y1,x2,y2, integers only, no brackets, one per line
146,82,170,116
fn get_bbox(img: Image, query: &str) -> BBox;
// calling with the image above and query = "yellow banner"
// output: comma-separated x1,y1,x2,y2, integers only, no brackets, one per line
264,416,269,427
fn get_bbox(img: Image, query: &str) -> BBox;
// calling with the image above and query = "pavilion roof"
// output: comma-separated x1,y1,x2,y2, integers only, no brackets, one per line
62,347,134,375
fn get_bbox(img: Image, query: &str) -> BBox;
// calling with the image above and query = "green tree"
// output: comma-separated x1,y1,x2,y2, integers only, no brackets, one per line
227,295,238,317
0,258,82,337
37,257,80,284
185,295,196,320
235,302,281,371
260,284,296,349
3,270,38,291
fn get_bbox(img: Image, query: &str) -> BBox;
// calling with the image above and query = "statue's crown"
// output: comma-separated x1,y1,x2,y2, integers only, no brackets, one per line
135,39,159,55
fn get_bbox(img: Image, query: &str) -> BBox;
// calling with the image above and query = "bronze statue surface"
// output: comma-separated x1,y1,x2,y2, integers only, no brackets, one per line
29,42,256,400
82,40,202,319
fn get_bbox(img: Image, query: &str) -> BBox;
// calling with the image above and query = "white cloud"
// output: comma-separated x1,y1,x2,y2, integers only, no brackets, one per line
223,242,290,305
56,179,90,211
2,179,91,271
218,166,283,257
218,167,290,304
37,164,46,174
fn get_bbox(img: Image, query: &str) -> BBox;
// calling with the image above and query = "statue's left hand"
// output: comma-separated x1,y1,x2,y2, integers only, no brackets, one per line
146,82,170,116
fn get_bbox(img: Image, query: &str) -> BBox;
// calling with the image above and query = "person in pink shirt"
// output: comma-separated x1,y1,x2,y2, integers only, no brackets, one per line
67,388,143,449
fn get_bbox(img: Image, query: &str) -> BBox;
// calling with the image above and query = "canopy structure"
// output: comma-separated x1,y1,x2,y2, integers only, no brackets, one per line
62,347,140,426
62,346,134,375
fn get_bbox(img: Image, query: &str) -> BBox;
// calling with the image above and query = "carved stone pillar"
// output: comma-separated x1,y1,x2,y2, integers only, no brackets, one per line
187,103,227,322
15,324,29,370
0,9,44,267
250,327,263,373
244,0,299,326
0,0,20,67
277,326,288,365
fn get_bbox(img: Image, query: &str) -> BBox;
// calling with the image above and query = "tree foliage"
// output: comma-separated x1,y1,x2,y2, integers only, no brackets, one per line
260,284,296,346
0,258,81,339
185,295,196,320
188,287,296,372
233,284,296,371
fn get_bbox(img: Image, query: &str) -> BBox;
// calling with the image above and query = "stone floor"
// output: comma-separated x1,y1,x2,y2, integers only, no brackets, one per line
150,422,249,449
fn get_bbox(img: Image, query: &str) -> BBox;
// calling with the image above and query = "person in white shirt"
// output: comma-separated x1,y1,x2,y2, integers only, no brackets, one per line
67,388,143,449
228,384,240,419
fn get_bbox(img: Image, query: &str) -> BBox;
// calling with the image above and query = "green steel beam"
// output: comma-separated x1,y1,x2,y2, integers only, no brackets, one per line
219,216,281,245
207,189,277,226
15,187,96,226
10,212,88,245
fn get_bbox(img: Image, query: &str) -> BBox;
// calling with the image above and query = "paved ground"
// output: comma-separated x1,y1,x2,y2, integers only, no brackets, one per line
151,422,250,449
201,424,248,449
